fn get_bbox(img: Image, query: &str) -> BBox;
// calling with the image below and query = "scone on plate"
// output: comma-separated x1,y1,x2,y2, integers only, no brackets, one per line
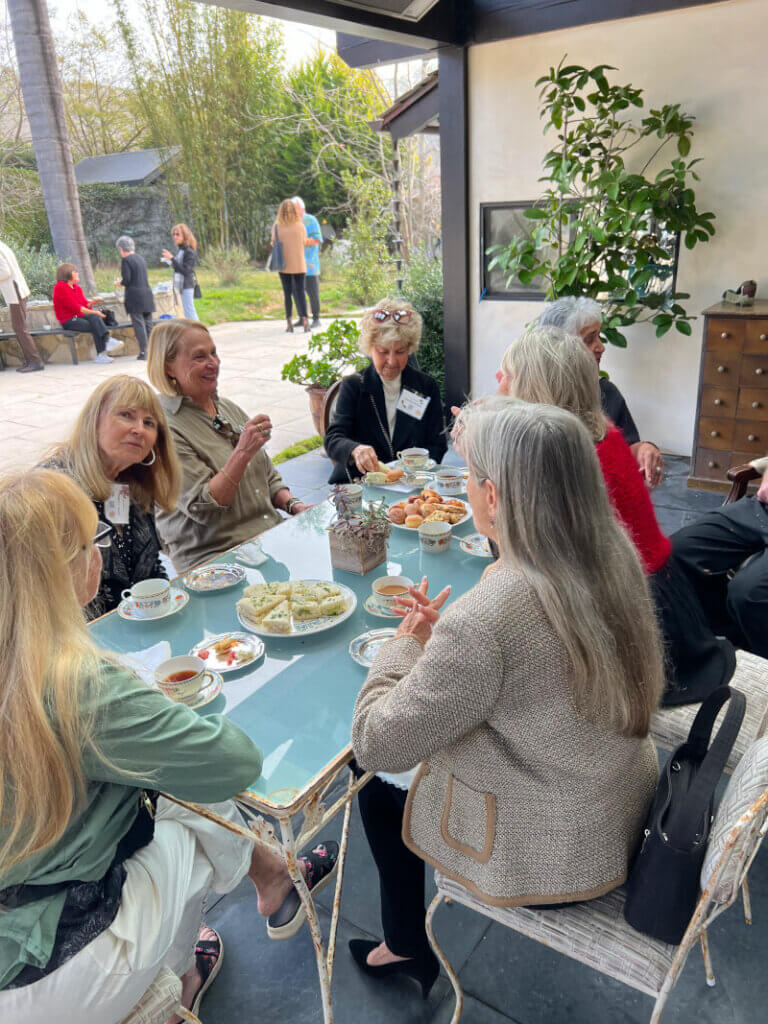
262,600,292,633
425,511,452,523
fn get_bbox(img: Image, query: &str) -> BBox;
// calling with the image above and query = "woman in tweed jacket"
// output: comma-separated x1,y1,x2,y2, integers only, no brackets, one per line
350,397,664,996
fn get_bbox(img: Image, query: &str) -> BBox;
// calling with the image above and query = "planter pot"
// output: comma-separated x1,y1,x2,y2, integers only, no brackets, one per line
329,530,388,575
306,386,329,437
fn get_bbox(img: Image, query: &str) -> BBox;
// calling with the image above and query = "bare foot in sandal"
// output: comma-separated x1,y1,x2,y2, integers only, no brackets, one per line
166,924,222,1024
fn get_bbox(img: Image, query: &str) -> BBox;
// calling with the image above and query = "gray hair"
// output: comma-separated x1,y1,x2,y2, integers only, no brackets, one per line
455,395,663,738
539,296,602,337
291,196,305,212
500,325,606,441
116,235,135,253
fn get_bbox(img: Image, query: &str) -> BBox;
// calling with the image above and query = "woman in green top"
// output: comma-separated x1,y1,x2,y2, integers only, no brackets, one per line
0,469,337,1023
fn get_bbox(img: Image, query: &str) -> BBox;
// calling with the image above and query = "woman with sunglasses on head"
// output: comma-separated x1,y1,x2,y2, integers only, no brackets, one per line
148,319,310,573
44,375,181,620
324,299,447,484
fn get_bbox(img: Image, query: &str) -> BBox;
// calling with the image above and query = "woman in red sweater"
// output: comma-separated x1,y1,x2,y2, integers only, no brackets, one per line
53,263,114,364
495,325,735,706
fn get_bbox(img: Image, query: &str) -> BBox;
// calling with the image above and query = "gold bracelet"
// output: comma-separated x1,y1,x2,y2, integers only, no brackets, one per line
220,468,238,488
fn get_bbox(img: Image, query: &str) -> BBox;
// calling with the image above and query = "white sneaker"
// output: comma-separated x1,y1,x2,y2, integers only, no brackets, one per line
105,337,122,353
94,352,113,364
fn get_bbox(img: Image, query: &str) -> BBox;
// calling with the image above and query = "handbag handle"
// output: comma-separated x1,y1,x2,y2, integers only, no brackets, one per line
666,685,745,846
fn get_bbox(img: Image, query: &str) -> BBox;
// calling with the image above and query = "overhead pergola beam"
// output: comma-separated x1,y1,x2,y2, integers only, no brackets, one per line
192,0,462,47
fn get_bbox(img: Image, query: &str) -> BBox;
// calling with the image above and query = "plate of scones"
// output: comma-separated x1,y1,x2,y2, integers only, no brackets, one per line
236,579,357,637
386,489,471,530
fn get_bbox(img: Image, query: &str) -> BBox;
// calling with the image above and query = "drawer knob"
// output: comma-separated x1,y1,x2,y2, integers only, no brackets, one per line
717,365,726,373
757,368,765,376
707,461,717,469
761,334,767,341
753,401,762,409
710,430,719,437
748,434,758,442
721,331,730,339
714,398,723,405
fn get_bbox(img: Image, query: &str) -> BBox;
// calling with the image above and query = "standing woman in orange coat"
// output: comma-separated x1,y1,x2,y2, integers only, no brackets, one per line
271,199,309,333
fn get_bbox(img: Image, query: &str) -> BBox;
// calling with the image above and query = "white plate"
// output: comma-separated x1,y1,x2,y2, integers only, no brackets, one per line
364,460,437,493
460,533,494,558
236,579,358,638
386,495,472,531
189,632,265,673
349,628,397,668
184,562,247,592
363,595,401,619
118,587,189,621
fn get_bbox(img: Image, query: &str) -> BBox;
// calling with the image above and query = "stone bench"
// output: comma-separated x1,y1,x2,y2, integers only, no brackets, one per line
0,322,133,368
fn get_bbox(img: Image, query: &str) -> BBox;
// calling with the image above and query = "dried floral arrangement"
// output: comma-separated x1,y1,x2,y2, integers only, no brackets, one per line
328,487,391,574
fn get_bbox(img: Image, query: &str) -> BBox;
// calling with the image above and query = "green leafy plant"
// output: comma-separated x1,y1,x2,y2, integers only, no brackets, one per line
401,246,444,398
343,170,395,306
203,245,252,286
281,318,368,390
487,59,716,346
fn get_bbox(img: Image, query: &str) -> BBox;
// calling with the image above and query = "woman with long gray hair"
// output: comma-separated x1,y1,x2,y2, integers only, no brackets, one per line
348,397,664,998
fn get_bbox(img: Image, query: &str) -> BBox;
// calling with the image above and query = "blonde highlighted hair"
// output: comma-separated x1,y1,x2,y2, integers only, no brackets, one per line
500,325,606,441
276,199,300,226
455,396,663,737
147,318,212,398
358,298,422,356
0,470,106,876
172,223,197,250
49,375,180,512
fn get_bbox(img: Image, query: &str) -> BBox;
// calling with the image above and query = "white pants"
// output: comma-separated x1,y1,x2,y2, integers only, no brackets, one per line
0,798,252,1024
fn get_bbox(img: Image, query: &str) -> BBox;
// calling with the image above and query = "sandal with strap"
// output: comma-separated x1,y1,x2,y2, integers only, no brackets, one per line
267,840,339,941
189,928,224,1016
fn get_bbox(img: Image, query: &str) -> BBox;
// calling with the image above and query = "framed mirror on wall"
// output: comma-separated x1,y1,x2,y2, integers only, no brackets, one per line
480,201,549,301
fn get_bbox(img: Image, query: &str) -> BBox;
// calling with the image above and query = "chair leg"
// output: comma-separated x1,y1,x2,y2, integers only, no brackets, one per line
425,893,463,1023
700,929,716,987
66,333,78,365
741,878,753,926
177,1007,203,1023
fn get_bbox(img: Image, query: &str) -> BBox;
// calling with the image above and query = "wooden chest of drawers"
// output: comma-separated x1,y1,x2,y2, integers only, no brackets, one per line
688,301,768,492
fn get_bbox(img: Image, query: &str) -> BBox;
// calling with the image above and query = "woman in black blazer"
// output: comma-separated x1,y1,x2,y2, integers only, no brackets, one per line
162,223,199,321
116,236,155,360
324,300,447,484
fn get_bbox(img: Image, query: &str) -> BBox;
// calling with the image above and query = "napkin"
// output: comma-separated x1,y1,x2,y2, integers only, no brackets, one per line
119,641,172,687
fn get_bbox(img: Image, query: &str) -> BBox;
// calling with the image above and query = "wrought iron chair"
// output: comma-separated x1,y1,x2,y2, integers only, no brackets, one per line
320,378,344,438
426,736,768,1024
118,966,203,1024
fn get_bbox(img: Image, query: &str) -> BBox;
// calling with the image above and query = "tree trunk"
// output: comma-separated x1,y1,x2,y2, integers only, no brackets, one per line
7,0,96,292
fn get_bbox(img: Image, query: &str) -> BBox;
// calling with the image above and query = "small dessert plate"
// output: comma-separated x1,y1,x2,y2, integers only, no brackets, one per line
460,533,494,558
349,628,397,668
184,563,247,592
117,587,189,621
363,595,402,618
189,632,265,673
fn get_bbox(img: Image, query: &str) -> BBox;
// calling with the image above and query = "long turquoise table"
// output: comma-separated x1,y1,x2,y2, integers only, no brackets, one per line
89,488,485,1023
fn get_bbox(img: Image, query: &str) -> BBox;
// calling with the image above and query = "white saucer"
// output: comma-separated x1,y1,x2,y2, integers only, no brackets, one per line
186,670,223,709
349,628,397,668
363,595,401,619
460,533,494,558
117,587,190,621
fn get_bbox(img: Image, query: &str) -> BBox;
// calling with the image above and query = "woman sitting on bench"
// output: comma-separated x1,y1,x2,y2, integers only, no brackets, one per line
52,263,119,364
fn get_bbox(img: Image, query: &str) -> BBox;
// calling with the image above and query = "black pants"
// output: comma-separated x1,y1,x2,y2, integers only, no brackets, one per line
62,314,108,354
129,312,154,355
279,272,307,320
672,496,768,658
358,774,432,960
305,275,320,319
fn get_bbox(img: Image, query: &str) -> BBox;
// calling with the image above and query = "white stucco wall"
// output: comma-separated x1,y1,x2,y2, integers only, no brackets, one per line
468,0,768,454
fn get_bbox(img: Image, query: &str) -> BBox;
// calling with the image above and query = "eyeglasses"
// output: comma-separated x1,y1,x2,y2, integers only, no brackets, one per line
371,309,412,324
94,522,113,548
211,415,242,447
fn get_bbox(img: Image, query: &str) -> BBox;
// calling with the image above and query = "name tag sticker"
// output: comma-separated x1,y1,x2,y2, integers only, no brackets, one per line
396,389,430,421
105,483,130,525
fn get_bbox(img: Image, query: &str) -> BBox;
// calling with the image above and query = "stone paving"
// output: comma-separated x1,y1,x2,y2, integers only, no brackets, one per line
1,318,325,474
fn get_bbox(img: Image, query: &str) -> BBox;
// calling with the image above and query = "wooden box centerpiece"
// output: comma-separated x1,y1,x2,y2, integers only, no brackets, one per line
327,489,391,575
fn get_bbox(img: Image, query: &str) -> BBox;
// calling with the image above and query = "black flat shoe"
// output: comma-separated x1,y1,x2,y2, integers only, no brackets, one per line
16,362,44,372
348,939,439,999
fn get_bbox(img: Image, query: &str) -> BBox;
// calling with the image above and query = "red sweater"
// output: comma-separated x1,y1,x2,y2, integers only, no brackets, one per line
595,425,671,574
53,281,90,324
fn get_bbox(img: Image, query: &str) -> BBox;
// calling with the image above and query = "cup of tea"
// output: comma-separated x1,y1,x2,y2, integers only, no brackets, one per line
332,483,363,512
397,447,429,469
434,468,463,496
155,655,212,704
418,520,452,553
371,575,414,613
121,578,171,619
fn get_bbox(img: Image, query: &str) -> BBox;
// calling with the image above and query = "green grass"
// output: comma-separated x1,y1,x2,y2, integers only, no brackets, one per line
94,263,361,327
271,435,323,465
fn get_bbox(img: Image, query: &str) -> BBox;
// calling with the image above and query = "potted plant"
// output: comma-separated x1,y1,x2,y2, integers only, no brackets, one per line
281,319,368,436
327,489,391,575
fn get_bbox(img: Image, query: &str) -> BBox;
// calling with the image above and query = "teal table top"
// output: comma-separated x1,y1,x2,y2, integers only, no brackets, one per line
89,486,486,811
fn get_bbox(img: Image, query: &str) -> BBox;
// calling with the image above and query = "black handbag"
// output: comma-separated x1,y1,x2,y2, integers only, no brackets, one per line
624,685,745,944
269,226,285,272
102,308,118,328
193,275,202,300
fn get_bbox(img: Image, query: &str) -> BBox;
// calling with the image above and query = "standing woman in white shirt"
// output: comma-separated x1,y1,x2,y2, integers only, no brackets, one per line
0,240,44,372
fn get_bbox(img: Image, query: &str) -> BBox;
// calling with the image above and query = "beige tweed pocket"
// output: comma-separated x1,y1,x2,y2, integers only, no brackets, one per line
440,775,496,864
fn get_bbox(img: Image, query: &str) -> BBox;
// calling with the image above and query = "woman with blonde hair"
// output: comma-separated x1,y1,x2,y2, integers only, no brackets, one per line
349,397,663,996
496,325,735,706
0,469,337,1022
162,222,199,321
148,319,310,572
324,298,446,483
271,198,309,333
46,374,181,619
